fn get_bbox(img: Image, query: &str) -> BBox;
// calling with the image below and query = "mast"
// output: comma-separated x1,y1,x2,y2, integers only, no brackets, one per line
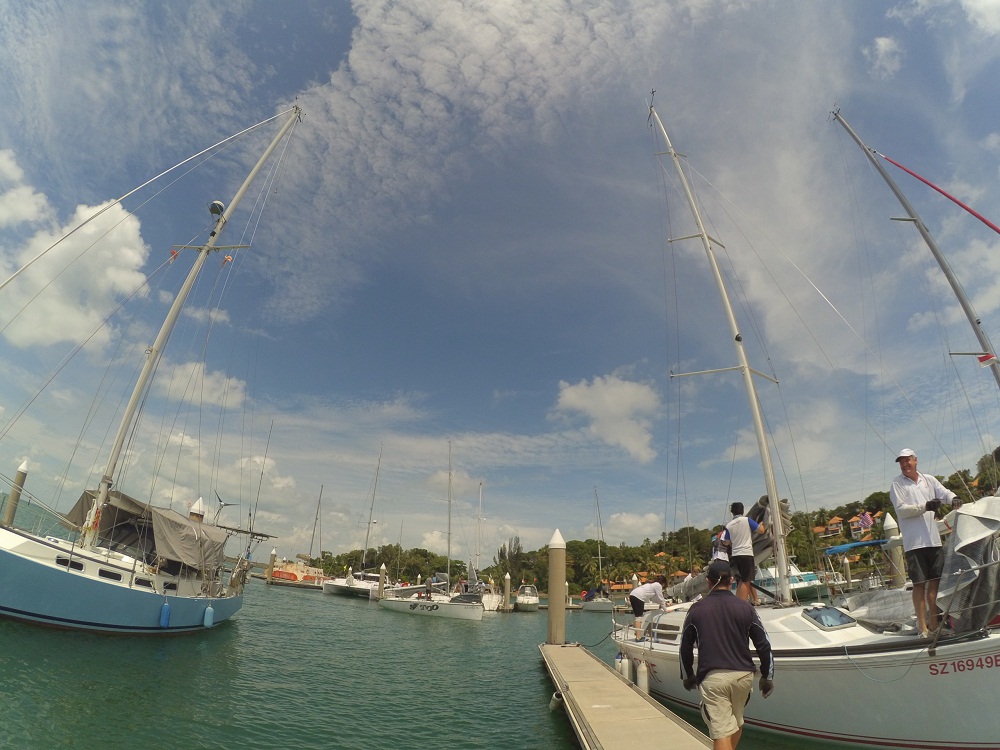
447,441,452,591
308,485,323,559
648,102,792,603
833,110,1000,392
475,481,483,574
85,106,301,546
361,445,382,571
594,487,605,588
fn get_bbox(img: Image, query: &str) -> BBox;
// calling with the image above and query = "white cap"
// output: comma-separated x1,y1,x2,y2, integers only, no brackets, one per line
895,448,916,462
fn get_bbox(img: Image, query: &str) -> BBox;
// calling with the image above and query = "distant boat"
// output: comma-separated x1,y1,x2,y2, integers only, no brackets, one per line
467,482,503,612
268,487,329,590
0,108,299,633
581,487,615,613
324,448,385,598
378,442,483,621
514,584,540,612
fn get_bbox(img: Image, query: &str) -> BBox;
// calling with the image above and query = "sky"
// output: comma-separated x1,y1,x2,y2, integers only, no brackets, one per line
1,1,1000,567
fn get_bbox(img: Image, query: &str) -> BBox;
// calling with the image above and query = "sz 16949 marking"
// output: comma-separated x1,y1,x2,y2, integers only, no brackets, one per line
929,654,1000,675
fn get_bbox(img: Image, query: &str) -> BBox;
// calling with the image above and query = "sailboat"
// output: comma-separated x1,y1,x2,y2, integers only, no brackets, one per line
267,487,330,590
378,442,484,621
467,482,503,612
581,487,614,612
323,448,386,598
612,101,1000,749
0,108,298,633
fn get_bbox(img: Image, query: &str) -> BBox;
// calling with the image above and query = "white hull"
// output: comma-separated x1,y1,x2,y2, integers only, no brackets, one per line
514,584,540,612
0,527,242,633
322,578,378,598
616,603,1000,748
581,596,615,613
378,594,484,621
481,592,503,612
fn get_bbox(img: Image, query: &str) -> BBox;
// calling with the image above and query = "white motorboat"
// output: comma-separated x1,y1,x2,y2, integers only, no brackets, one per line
514,584,540,612
0,108,298,633
613,103,1000,749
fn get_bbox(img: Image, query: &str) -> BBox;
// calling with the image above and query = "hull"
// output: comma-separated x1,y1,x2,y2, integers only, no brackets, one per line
615,603,1000,748
514,599,539,612
581,596,615,612
378,596,484,621
0,528,241,634
322,580,377,598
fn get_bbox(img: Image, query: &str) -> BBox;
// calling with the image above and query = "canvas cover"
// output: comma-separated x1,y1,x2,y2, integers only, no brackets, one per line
66,489,228,569
149,506,228,570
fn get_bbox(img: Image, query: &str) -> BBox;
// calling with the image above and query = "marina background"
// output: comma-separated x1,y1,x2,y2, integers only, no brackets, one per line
0,584,841,749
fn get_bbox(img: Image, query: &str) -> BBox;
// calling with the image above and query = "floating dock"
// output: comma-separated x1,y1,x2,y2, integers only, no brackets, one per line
539,642,710,749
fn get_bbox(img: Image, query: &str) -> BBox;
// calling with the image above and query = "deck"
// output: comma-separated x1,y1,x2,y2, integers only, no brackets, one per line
538,642,710,749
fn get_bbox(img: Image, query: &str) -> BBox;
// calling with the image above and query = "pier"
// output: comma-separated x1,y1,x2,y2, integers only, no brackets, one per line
539,530,710,749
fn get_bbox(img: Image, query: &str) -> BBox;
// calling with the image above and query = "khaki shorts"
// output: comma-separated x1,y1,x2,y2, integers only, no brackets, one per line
699,669,753,740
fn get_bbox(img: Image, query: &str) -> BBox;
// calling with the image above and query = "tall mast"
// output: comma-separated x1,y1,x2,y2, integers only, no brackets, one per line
362,445,382,571
833,110,1000,392
447,441,452,590
89,107,301,536
308,485,323,559
594,487,605,585
475,481,483,574
648,103,791,603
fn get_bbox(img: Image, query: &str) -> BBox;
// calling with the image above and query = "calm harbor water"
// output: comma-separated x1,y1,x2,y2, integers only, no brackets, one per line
0,584,844,749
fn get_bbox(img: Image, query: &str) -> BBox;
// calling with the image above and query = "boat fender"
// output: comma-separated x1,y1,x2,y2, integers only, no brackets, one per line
548,691,563,711
159,601,170,628
621,655,633,683
615,652,627,678
203,603,215,628
636,659,649,694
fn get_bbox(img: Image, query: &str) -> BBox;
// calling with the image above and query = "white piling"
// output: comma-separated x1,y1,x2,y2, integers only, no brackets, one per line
547,529,566,645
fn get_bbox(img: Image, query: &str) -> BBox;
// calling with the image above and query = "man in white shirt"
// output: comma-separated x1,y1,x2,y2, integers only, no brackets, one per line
725,502,764,602
889,448,961,637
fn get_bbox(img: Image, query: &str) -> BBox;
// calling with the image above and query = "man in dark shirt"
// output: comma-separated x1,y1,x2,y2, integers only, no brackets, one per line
679,559,774,750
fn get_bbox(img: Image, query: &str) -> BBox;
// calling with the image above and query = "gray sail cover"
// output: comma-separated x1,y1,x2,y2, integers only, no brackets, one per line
938,496,1000,632
150,507,228,569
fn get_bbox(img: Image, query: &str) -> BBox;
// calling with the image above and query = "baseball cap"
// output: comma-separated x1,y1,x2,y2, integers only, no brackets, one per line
706,559,732,581
895,448,916,462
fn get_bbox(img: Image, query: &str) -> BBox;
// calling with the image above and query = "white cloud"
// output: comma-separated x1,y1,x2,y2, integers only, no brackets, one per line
154,360,246,409
0,199,149,349
552,374,661,463
863,36,903,79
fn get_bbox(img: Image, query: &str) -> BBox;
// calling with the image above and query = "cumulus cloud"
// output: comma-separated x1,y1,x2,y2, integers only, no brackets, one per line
155,360,246,408
552,374,661,463
0,199,149,349
863,36,903,79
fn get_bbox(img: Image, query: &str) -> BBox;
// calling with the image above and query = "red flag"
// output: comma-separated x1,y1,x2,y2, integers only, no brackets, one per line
979,353,997,368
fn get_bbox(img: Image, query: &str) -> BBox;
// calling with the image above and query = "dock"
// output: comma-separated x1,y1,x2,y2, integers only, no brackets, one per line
539,642,711,749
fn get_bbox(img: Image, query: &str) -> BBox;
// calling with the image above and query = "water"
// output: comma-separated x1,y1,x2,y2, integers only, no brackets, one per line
0,586,842,749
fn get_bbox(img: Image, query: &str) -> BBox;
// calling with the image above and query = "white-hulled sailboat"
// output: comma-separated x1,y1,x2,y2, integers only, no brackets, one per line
581,488,614,613
378,443,483,621
613,101,1000,749
0,108,297,633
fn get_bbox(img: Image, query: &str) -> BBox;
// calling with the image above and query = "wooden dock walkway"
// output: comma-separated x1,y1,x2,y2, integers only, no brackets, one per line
539,643,710,749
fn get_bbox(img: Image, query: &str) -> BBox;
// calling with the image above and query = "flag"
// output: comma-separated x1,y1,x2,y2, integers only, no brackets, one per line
858,511,873,529
979,353,997,368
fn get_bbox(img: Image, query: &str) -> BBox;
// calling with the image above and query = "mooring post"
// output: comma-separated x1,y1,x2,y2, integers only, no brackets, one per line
547,529,566,644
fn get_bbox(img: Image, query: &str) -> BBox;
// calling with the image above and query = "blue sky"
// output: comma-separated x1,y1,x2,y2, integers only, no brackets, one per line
1,1,1000,565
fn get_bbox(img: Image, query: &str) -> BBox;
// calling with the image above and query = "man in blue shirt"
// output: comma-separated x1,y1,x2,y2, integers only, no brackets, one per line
680,559,774,750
